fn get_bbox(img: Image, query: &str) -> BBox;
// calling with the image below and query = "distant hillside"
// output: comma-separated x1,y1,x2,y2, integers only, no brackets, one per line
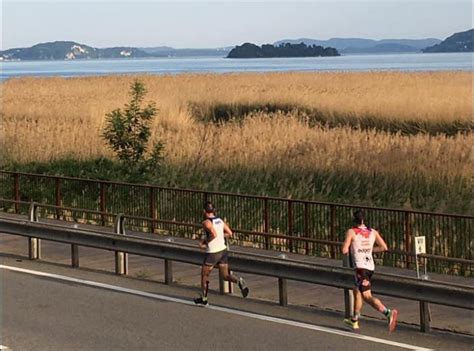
344,43,421,54
141,46,231,57
1,42,98,60
274,37,441,54
227,42,339,59
0,41,233,61
423,29,473,53
0,41,151,61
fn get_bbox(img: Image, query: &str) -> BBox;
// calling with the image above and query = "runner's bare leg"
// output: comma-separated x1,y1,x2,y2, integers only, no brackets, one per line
201,265,213,297
218,263,238,283
353,287,363,317
362,290,386,312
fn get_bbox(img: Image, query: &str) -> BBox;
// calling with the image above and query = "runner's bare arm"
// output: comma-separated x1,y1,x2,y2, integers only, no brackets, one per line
223,222,233,238
372,230,388,253
342,230,353,254
202,220,217,245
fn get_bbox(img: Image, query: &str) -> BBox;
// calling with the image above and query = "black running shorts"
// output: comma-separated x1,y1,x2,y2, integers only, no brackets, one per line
204,249,229,267
354,268,374,292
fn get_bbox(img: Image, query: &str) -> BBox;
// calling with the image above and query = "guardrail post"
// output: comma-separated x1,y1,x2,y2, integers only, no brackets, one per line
114,214,128,275
228,271,234,293
342,255,354,319
278,278,288,306
218,269,234,294
219,270,227,294
162,238,174,284
420,301,431,332
418,272,431,332
28,202,41,260
71,244,79,268
164,259,173,285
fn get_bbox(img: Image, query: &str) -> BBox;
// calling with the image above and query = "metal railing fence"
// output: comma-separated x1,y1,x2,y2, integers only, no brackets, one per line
0,171,472,275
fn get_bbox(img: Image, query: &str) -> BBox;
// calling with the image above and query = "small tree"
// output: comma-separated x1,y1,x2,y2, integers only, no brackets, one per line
103,80,162,170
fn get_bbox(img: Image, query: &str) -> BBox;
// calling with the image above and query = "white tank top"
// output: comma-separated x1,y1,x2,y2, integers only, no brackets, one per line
205,217,227,253
350,226,376,271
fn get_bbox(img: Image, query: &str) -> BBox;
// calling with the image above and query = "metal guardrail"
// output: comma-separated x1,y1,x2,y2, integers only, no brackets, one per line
0,211,473,334
2,199,471,271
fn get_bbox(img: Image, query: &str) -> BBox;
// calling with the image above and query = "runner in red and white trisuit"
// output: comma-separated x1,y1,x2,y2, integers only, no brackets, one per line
342,209,398,333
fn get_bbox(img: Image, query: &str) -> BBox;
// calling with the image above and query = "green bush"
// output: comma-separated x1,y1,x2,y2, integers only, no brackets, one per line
102,80,164,171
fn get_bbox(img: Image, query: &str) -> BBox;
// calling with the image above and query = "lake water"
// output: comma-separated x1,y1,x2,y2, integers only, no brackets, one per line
1,52,472,80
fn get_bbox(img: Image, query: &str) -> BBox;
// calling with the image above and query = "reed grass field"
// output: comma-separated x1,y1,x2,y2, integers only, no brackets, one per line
1,72,472,213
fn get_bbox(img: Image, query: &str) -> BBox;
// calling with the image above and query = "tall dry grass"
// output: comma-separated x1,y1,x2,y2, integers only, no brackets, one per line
0,72,472,212
1,71,472,162
154,112,472,212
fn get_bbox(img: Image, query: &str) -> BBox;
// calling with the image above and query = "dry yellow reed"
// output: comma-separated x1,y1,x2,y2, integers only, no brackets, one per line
0,72,471,194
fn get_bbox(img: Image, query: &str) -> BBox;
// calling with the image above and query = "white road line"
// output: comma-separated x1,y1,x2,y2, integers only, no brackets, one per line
0,346,9,350
1,264,432,351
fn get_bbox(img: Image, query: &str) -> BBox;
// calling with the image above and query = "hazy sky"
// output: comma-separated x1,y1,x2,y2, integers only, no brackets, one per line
1,0,472,50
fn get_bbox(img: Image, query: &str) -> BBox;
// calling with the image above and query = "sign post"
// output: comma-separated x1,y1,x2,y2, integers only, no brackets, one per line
414,236,426,278
414,236,431,332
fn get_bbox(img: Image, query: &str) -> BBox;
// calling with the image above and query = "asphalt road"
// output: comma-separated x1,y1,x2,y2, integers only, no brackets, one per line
0,257,472,351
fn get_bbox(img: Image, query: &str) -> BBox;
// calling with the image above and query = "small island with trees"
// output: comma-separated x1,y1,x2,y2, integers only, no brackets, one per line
227,42,340,58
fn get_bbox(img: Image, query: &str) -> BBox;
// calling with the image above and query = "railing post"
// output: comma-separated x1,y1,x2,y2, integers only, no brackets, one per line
288,201,293,253
149,187,156,233
14,173,20,214
404,212,412,269
342,255,354,319
330,205,336,259
304,203,309,255
55,177,62,220
114,214,128,275
278,278,288,306
264,198,269,250
100,182,106,226
28,202,41,260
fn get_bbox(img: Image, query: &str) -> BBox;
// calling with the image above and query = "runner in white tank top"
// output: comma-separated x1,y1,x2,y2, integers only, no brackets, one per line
342,209,398,333
205,216,227,253
194,201,249,306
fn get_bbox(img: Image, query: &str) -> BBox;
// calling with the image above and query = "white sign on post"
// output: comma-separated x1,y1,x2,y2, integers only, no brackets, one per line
415,236,426,255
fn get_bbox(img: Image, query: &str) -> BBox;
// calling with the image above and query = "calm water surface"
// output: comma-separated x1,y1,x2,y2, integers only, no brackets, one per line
1,53,472,80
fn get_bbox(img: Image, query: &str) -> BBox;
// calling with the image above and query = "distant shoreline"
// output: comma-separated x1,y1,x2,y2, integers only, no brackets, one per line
1,50,470,63
1,53,472,81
